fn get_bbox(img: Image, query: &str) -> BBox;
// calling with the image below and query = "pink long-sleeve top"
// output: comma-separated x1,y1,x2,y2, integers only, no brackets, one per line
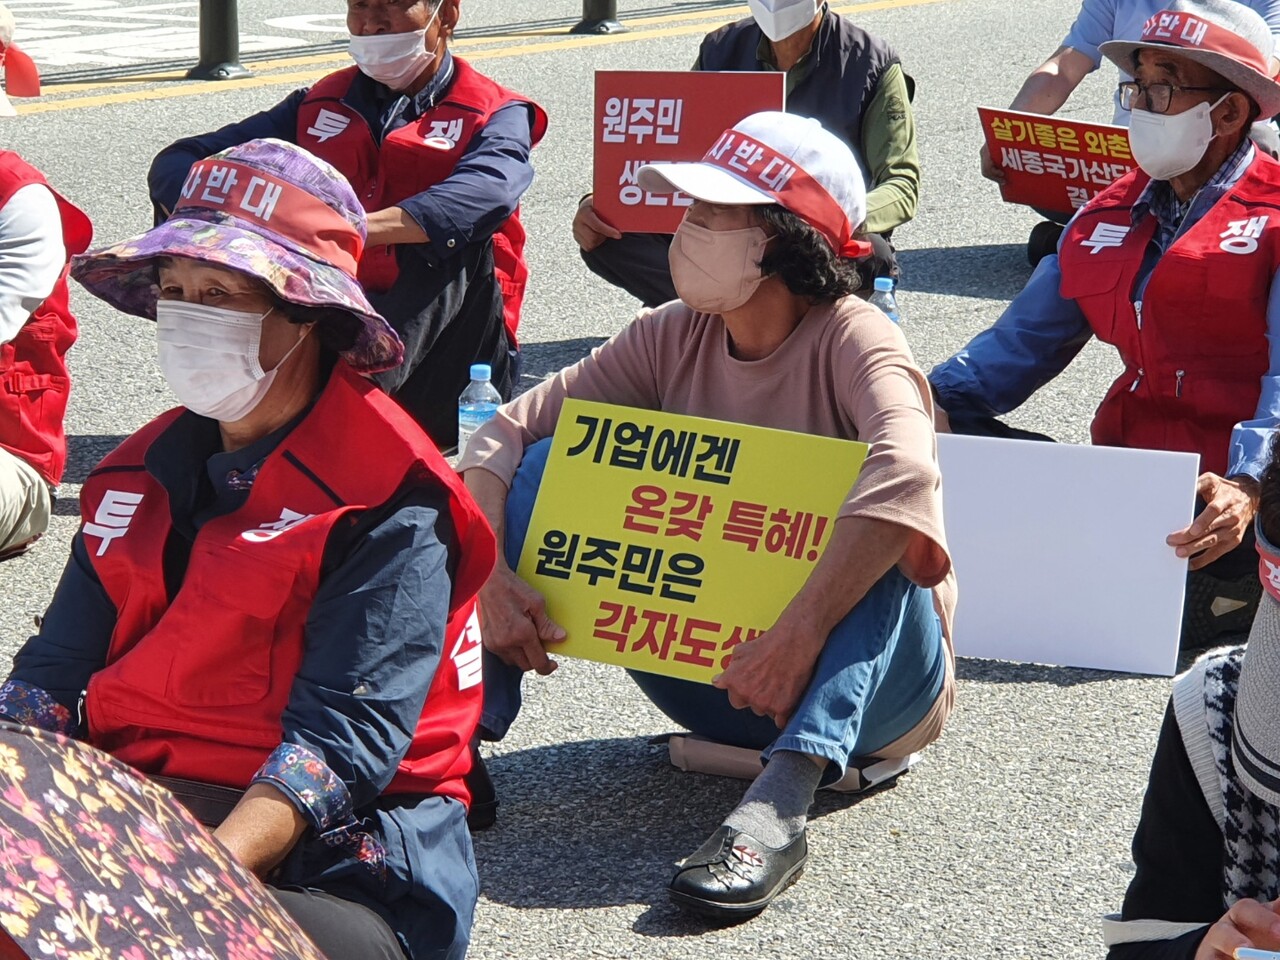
459,296,956,757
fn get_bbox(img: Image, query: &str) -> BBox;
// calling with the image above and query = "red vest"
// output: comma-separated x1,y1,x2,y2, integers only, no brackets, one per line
1058,155,1280,476
297,60,548,346
0,153,91,484
79,363,496,805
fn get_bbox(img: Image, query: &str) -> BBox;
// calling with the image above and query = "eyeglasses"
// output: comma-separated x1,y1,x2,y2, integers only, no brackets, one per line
1117,80,1235,114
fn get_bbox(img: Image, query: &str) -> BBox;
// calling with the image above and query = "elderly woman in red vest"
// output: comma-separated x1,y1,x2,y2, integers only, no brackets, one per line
0,139,495,960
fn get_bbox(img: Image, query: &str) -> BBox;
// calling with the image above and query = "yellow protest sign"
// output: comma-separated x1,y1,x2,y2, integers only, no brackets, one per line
517,400,869,684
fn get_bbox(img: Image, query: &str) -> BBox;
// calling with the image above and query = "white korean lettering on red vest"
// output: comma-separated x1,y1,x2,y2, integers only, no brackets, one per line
1220,216,1269,254
307,108,351,144
1081,222,1130,254
450,610,483,691
241,508,316,543
84,491,144,556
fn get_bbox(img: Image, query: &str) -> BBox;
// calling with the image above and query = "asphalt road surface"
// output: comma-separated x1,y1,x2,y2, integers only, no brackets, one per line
0,2,1186,958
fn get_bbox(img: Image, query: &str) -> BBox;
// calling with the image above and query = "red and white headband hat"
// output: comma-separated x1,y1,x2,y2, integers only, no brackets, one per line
1099,0,1280,118
0,3,40,114
637,111,872,259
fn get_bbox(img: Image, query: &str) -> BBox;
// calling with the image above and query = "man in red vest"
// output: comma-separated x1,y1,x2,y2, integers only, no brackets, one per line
147,0,547,449
931,0,1280,648
0,5,91,558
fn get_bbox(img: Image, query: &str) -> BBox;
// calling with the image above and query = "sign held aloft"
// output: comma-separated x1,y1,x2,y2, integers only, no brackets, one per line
978,106,1136,215
518,400,868,684
593,70,786,234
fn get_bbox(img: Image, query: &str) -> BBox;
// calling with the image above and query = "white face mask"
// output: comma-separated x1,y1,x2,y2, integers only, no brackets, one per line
748,0,820,43
348,4,441,91
156,301,309,423
1128,93,1229,181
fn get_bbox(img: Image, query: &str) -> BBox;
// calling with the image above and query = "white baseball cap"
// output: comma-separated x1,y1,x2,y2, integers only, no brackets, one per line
638,111,870,258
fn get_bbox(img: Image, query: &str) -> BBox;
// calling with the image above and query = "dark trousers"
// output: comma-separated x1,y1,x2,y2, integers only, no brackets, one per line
272,887,405,960
581,231,901,309
370,241,514,450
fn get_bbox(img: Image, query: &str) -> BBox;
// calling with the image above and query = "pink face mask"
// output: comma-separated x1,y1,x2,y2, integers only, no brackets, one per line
668,220,771,314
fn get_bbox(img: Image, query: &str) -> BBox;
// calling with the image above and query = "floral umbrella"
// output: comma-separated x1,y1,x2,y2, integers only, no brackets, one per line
0,721,327,960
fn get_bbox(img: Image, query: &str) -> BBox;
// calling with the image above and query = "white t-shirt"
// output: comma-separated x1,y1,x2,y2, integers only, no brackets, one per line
0,183,65,345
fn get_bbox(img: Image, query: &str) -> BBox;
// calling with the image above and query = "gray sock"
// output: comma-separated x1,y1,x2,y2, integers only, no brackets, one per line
721,750,824,849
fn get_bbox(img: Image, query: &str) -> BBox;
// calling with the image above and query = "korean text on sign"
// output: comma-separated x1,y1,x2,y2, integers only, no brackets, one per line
518,400,869,684
593,71,786,234
978,107,1137,213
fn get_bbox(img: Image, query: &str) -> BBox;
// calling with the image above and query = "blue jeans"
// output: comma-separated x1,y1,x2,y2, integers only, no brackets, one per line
481,440,948,784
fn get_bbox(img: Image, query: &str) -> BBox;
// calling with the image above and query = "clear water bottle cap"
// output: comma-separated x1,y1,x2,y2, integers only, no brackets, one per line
874,277,895,293
469,364,492,381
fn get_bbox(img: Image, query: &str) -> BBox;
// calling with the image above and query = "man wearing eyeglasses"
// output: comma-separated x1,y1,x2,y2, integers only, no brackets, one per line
931,0,1280,650
979,0,1280,183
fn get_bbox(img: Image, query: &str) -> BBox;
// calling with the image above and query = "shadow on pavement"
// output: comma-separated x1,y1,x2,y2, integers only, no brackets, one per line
52,497,81,517
517,337,606,387
64,435,128,485
475,735,898,914
956,657,1141,686
897,243,1033,301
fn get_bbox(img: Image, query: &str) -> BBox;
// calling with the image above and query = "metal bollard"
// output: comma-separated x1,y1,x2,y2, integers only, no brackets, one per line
571,0,626,35
187,0,252,81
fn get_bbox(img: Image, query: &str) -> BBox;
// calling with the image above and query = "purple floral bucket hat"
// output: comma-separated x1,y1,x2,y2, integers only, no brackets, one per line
70,138,404,375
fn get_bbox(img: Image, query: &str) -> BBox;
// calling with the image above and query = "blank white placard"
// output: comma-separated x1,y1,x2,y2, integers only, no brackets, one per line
936,434,1201,676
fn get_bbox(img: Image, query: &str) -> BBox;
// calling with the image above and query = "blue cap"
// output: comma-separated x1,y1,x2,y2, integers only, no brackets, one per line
874,277,895,293
470,363,492,381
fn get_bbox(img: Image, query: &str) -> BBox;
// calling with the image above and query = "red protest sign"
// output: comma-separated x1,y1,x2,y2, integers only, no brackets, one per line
594,71,786,234
978,107,1137,216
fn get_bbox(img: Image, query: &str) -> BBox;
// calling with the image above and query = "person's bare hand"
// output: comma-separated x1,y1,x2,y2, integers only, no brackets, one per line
1167,472,1260,571
712,617,824,728
476,565,566,675
980,143,1007,184
1194,898,1280,959
571,195,622,252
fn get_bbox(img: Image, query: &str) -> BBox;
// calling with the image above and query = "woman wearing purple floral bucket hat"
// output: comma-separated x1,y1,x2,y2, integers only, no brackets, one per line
0,138,497,960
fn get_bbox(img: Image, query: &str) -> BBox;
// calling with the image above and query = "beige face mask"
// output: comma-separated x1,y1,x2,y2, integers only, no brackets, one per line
668,220,771,314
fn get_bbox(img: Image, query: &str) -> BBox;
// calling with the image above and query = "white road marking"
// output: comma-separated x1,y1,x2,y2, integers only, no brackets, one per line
13,1,324,69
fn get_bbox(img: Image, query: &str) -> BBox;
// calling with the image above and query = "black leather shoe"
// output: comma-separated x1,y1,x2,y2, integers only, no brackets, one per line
464,744,498,832
668,826,807,920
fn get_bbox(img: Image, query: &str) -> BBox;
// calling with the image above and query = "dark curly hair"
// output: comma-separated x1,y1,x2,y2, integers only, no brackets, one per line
756,205,862,303
271,295,363,357
1259,433,1280,546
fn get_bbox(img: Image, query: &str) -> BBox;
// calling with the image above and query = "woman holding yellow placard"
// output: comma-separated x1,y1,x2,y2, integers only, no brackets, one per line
458,110,956,921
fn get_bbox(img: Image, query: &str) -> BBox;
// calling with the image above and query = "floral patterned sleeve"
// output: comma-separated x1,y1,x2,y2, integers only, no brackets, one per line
251,741,386,878
0,680,75,735
250,741,352,833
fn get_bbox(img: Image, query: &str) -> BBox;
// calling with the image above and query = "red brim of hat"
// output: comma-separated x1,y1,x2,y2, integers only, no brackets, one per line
4,45,40,98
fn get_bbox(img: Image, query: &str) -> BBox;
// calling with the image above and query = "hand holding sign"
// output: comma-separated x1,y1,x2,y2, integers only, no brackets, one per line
478,564,566,676
572,195,622,253
713,614,826,728
1192,899,1280,960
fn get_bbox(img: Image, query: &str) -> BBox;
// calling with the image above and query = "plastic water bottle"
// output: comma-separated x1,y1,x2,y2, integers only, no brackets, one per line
457,363,502,458
868,276,901,324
